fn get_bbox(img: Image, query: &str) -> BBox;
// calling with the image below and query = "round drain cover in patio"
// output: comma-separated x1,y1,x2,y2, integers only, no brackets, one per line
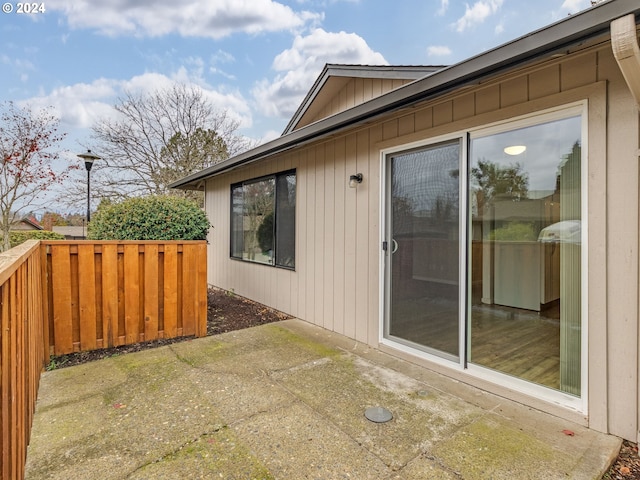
365,406,393,423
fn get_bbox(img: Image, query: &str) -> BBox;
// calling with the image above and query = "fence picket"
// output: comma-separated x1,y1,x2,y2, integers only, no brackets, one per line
123,245,140,344
163,244,178,338
78,245,97,351
1,283,11,479
144,244,159,341
101,244,119,348
50,245,73,355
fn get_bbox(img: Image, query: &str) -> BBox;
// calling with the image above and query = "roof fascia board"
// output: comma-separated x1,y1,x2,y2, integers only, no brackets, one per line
171,0,640,190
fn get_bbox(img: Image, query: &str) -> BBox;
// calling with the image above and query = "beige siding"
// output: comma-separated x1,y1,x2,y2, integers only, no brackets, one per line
204,43,639,441
602,53,639,441
308,78,414,125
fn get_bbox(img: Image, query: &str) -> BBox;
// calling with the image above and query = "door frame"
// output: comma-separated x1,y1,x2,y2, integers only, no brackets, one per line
379,131,468,370
378,102,588,413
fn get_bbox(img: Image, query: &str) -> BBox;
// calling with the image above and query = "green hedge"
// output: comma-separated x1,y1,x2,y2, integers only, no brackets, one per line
6,230,65,248
88,195,211,240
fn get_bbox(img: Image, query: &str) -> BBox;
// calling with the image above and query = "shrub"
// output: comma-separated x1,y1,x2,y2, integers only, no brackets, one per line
88,195,211,240
489,222,538,241
6,230,65,248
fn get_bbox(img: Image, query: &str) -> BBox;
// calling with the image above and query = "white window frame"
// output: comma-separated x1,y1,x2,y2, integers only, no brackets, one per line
379,101,588,413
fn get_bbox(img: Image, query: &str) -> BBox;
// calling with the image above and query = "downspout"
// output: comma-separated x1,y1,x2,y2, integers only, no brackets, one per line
611,14,640,108
611,14,640,447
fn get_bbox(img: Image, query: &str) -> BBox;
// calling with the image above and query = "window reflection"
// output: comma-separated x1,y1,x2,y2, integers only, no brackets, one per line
230,170,296,268
469,115,582,396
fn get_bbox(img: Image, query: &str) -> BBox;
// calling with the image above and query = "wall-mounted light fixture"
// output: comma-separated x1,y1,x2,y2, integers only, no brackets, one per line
349,173,363,188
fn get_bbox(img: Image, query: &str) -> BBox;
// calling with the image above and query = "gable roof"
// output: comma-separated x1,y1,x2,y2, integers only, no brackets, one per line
171,0,640,191
283,64,445,134
11,217,43,231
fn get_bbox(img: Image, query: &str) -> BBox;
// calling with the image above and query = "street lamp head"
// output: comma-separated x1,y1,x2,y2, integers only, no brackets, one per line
78,149,100,225
77,149,101,172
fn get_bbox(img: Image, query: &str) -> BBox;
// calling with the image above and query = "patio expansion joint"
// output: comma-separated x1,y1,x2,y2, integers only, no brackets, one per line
126,423,230,475
261,357,428,473
411,452,466,479
168,343,202,369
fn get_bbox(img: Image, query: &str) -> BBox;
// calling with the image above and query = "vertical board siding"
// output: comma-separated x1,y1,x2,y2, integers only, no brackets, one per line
603,68,639,440
333,137,347,334
323,141,336,332
307,78,415,127
206,51,606,348
355,129,371,343
43,241,207,355
314,144,325,327
0,241,47,480
343,132,359,339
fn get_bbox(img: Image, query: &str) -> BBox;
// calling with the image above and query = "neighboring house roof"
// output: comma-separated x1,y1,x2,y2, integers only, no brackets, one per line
52,226,86,239
283,64,445,134
11,217,43,231
170,0,640,191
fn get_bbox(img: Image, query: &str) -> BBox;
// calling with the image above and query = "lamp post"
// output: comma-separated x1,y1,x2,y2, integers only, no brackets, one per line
77,150,101,224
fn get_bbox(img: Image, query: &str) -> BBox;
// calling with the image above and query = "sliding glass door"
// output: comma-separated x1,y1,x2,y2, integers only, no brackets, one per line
468,113,583,396
385,140,461,360
384,106,584,401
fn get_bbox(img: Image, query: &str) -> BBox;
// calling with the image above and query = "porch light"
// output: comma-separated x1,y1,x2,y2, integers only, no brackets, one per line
504,145,526,155
349,173,363,188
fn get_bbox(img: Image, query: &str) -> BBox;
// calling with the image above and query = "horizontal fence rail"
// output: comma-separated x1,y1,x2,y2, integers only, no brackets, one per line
0,240,48,480
42,241,208,356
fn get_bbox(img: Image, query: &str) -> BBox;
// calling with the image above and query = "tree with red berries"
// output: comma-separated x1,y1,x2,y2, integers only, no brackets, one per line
0,101,74,251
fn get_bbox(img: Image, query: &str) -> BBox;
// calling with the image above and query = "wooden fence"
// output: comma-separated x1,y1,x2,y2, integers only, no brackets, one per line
42,241,208,355
0,240,208,479
0,241,47,480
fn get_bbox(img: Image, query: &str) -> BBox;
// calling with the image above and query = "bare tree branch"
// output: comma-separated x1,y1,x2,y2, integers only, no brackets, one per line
0,101,73,251
71,83,254,207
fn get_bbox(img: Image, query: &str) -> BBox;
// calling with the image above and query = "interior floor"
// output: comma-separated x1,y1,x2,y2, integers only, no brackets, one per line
389,297,561,390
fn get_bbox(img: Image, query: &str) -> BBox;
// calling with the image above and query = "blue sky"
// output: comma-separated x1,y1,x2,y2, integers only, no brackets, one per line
0,0,596,203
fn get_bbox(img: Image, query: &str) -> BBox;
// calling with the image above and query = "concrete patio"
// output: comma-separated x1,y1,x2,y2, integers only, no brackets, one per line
25,319,620,479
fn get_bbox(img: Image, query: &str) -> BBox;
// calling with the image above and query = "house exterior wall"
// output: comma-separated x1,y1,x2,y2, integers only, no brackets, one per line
306,78,414,127
204,42,640,441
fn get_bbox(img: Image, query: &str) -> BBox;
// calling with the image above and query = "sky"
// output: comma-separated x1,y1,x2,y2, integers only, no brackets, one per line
0,0,597,213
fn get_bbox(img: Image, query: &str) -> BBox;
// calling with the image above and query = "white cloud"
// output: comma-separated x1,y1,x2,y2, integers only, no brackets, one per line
209,50,237,81
46,0,323,39
19,79,117,129
438,0,449,16
252,28,387,118
560,0,590,12
20,71,252,131
427,45,452,57
453,0,503,33
211,50,235,65
2,55,36,85
257,129,282,144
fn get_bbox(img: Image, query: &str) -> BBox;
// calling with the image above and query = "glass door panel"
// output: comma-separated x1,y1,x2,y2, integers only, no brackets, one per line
468,115,582,396
386,140,461,360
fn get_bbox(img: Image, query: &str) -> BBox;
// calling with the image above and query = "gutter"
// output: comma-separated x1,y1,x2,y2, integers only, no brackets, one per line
611,14,640,108
171,0,640,190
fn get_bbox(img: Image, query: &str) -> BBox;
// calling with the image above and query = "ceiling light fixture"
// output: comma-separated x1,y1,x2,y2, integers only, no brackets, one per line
504,145,527,156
